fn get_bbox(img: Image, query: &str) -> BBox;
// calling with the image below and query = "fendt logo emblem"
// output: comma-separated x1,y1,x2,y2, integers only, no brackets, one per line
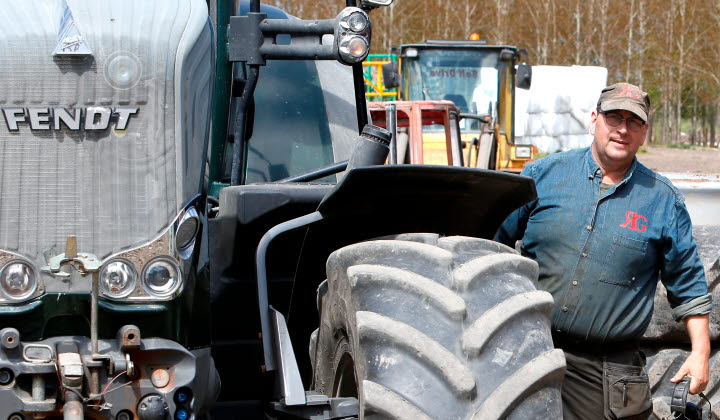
1,107,138,131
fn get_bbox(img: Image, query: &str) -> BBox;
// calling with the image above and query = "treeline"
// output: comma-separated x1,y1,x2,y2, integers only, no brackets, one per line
271,0,719,146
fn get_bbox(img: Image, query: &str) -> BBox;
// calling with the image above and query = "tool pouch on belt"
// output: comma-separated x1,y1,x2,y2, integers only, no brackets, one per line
603,360,653,419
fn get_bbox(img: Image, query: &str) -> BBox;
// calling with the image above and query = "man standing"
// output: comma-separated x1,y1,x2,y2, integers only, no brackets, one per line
495,83,711,419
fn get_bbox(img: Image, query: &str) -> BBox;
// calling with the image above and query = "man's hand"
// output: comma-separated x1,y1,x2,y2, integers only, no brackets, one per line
670,314,711,394
671,351,709,394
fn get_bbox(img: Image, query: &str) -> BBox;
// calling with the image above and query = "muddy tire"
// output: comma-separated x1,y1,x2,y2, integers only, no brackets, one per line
311,235,565,419
643,225,720,342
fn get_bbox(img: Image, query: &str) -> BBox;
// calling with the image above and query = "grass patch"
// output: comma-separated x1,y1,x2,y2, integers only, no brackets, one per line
666,144,695,150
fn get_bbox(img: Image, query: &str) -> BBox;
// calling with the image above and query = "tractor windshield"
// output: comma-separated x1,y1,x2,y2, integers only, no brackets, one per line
240,59,359,184
401,47,500,121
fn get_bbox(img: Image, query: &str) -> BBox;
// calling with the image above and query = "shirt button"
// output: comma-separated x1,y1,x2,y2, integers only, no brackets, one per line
586,225,592,231
581,253,588,257
572,281,578,286
562,306,569,312
632,276,636,281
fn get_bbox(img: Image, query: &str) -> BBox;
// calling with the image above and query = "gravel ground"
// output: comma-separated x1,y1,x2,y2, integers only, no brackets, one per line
637,145,720,174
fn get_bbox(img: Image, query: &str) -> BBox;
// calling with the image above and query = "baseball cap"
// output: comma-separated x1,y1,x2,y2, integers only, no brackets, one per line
597,83,650,122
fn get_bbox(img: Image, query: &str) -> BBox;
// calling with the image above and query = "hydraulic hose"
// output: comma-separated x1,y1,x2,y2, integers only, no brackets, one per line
230,65,260,185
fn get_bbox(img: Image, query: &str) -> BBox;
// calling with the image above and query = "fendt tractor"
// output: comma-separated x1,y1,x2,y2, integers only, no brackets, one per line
0,0,568,419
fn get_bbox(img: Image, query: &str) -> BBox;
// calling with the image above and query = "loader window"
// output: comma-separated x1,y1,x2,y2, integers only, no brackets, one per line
402,48,500,132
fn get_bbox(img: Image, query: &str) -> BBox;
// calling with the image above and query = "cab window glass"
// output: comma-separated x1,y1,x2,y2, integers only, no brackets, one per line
241,60,333,183
403,48,500,132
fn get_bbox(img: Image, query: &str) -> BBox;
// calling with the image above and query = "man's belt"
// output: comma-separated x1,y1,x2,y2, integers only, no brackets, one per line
552,332,640,355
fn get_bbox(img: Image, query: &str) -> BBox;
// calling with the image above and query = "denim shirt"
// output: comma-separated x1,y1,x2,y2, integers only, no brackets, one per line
495,148,711,343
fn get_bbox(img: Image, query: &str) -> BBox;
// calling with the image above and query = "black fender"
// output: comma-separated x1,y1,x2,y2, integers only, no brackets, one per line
288,164,536,378
316,164,536,240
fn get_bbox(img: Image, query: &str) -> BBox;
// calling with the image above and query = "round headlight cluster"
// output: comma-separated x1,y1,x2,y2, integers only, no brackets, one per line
100,259,137,299
142,257,182,299
339,36,369,61
340,11,369,33
335,7,371,65
0,261,37,301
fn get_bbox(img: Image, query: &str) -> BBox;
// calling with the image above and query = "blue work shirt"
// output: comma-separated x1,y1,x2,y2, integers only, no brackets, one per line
495,147,710,343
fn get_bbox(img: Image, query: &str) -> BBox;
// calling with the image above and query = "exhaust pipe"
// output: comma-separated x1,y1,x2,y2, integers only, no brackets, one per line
346,124,391,171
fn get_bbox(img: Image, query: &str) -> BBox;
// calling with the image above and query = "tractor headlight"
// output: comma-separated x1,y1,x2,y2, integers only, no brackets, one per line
340,11,369,33
141,257,182,299
338,36,369,63
0,261,37,301
99,259,137,299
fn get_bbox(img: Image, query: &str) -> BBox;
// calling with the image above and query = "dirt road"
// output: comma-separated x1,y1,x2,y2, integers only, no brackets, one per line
637,145,720,174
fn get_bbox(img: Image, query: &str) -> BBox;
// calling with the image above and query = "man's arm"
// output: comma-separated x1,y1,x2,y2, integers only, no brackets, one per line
670,314,710,394
494,203,531,247
494,164,536,247
661,199,712,394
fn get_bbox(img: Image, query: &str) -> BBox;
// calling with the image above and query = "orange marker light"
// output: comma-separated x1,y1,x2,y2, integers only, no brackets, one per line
469,33,481,41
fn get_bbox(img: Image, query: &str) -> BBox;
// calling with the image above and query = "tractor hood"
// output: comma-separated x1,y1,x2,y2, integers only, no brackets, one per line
0,0,212,272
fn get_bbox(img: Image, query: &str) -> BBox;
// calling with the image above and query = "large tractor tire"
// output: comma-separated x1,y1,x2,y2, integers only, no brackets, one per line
310,235,565,420
643,225,720,342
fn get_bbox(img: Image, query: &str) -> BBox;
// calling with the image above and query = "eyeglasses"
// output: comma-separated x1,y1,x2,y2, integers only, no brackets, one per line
599,111,645,132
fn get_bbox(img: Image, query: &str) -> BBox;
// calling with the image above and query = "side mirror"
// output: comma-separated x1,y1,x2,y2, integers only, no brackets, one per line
359,0,394,7
381,62,400,89
517,63,532,90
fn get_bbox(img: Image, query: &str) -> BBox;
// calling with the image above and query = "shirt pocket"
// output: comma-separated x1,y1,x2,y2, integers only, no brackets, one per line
599,234,649,287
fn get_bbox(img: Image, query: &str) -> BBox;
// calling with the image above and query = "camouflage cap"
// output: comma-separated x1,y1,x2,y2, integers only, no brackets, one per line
597,83,650,122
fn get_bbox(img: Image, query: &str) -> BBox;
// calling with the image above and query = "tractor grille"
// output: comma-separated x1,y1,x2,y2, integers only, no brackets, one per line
0,0,210,264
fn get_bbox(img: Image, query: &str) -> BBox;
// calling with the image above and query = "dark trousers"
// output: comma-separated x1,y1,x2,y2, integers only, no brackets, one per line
561,346,653,420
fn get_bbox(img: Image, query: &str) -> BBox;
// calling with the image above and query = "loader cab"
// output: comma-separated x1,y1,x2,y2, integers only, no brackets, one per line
395,43,533,172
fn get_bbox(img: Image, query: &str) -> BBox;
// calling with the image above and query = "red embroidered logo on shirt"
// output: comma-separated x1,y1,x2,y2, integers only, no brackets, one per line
620,211,648,232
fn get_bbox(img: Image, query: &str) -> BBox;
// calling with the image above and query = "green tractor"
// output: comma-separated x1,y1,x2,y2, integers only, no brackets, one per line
0,1,564,419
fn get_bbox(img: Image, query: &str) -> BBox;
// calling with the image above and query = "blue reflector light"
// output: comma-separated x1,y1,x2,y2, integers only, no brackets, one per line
176,390,189,403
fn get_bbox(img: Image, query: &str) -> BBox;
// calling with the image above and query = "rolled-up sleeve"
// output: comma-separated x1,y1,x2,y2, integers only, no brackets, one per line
661,198,711,321
671,294,713,321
